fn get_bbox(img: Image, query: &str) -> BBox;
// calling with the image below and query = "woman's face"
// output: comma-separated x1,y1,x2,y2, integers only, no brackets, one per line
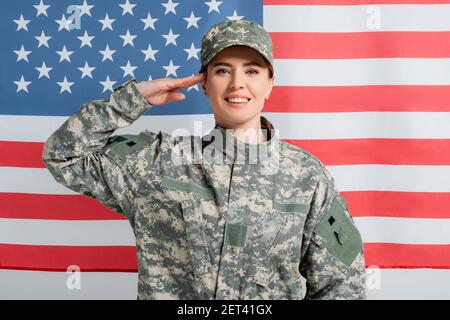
201,45,274,129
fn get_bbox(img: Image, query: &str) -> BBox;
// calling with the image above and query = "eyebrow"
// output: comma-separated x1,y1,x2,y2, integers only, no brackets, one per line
211,61,263,68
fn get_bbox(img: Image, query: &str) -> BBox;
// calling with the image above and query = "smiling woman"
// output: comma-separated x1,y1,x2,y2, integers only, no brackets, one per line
43,19,366,300
200,45,274,144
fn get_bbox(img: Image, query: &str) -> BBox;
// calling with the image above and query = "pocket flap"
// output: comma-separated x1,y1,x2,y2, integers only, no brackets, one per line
161,176,215,200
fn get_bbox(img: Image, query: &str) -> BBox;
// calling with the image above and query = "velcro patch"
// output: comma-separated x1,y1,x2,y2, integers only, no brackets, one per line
313,196,363,268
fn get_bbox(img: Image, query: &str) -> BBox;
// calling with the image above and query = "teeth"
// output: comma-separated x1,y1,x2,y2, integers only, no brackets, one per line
227,98,249,103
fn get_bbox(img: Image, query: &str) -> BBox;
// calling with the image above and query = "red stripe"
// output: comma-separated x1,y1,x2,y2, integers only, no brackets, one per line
364,243,450,269
271,32,450,59
342,191,450,219
0,141,45,168
264,0,450,5
266,86,450,112
285,139,450,165
0,193,126,220
0,244,137,272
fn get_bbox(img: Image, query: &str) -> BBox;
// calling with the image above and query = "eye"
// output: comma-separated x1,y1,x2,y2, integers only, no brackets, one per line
247,69,259,75
216,68,228,74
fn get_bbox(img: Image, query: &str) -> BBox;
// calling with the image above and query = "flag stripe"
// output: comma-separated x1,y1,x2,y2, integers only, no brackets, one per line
273,59,450,86
3,113,450,141
329,165,450,192
3,191,450,220
4,165,450,194
355,217,450,244
364,243,450,269
271,31,450,59
267,86,450,113
289,139,450,165
0,244,137,272
264,4,450,32
0,218,135,246
3,138,450,169
344,191,450,219
0,193,125,220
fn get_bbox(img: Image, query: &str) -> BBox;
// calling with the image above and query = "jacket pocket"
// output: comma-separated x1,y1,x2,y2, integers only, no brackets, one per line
179,198,212,276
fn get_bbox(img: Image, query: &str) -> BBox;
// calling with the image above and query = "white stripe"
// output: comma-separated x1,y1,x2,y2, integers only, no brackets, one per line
3,112,450,142
328,164,450,192
273,59,450,86
269,112,450,139
355,217,450,244
0,268,448,299
3,164,450,195
264,4,450,32
0,218,135,246
0,167,78,194
366,268,450,300
0,270,137,299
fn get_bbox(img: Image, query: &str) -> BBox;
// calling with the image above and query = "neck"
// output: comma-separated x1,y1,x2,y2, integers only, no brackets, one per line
216,117,266,144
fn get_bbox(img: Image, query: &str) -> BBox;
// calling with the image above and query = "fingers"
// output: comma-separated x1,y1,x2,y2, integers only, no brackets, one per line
171,73,206,89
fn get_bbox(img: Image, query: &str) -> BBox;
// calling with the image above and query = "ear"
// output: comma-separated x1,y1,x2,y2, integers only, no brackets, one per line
201,79,208,96
265,77,274,100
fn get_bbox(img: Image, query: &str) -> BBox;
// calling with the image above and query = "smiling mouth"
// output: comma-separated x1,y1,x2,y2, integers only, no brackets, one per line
224,98,251,106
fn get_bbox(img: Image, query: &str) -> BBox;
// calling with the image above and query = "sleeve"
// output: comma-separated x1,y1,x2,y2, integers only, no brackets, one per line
299,168,367,300
42,79,158,222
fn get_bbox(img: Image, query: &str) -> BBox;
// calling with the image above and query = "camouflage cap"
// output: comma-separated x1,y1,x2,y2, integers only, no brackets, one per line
200,20,273,73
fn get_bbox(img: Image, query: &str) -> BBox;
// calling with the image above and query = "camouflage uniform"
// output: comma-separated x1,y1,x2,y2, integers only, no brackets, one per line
42,20,366,300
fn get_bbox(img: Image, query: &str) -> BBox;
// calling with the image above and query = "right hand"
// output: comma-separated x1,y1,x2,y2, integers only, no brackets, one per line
134,73,206,106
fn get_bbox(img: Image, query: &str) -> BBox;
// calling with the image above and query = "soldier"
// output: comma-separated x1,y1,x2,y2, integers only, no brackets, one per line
43,20,366,299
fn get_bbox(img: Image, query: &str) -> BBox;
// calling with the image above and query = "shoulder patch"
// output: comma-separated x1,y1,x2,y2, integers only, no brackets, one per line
104,133,153,160
313,195,363,268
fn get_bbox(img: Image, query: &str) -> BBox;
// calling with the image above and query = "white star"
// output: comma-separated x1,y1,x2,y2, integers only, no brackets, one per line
119,0,135,16
14,14,30,32
34,0,51,17
141,44,159,62
56,45,73,63
141,13,158,30
78,61,95,79
227,10,244,21
161,0,179,15
35,30,51,48
77,30,95,48
36,61,53,79
187,74,199,92
14,45,31,62
77,0,94,17
184,43,201,60
120,29,137,47
162,60,180,77
57,76,74,94
14,76,31,93
99,13,115,31
55,14,72,32
205,0,222,13
184,12,201,29
162,29,179,46
100,76,117,93
99,44,116,62
120,60,137,78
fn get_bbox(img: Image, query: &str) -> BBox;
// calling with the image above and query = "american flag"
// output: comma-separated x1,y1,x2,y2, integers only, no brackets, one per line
1,0,450,299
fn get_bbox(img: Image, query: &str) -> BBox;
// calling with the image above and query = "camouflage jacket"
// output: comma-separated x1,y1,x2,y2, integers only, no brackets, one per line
42,79,366,300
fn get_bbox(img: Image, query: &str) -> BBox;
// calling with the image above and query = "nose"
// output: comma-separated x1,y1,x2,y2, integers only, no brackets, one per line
228,72,244,90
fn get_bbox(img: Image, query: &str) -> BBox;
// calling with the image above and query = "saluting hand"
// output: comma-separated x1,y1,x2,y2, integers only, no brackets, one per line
134,73,206,106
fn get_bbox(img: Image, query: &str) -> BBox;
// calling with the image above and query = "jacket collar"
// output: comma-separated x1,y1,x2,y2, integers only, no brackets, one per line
202,116,280,167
